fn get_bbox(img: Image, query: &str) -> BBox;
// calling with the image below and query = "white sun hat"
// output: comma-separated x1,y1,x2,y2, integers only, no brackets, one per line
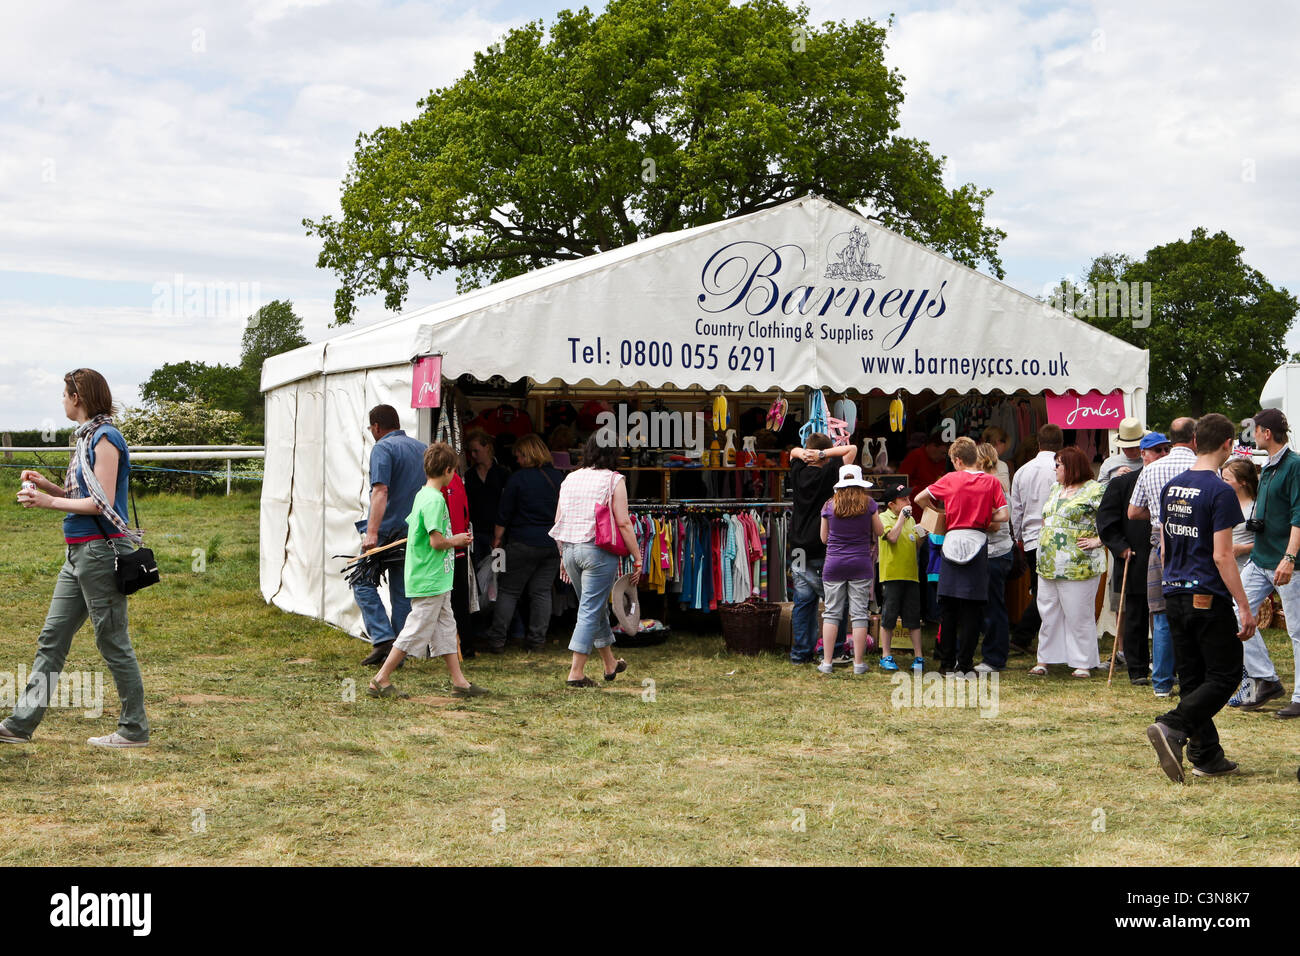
833,464,873,490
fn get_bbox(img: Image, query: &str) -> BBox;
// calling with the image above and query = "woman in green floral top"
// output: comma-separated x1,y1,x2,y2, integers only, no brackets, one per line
1029,446,1106,678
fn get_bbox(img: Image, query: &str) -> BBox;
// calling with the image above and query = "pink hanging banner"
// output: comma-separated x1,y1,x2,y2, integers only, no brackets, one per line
1044,389,1124,429
411,355,442,408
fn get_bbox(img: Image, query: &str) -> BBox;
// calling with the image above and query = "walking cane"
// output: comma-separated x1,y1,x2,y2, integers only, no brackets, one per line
1107,553,1132,686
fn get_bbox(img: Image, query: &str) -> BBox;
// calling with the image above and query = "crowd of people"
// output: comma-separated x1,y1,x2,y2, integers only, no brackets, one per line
284,397,1300,773
787,410,1300,782
351,409,638,695
7,372,1299,786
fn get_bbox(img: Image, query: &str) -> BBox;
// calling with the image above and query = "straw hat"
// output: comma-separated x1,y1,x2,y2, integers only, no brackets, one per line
833,464,873,490
610,572,641,635
1116,417,1146,448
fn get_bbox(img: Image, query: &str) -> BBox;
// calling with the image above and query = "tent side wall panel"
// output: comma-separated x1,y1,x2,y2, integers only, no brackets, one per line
263,376,326,620
259,383,295,603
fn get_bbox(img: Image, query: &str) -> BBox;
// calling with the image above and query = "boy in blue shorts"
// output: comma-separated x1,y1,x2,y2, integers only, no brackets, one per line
369,442,488,699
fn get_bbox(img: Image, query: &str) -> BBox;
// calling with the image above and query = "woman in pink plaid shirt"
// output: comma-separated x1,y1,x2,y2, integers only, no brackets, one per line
550,436,641,687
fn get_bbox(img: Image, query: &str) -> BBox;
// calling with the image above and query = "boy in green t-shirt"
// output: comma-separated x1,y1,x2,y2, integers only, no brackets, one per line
369,443,487,699
878,484,925,672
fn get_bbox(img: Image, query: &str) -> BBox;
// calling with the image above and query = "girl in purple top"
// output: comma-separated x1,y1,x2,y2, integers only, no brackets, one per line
818,465,885,675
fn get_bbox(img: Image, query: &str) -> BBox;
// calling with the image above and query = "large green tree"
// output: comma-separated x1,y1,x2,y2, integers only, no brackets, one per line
240,299,309,377
136,300,308,444
140,361,248,411
305,0,1007,324
1078,228,1298,425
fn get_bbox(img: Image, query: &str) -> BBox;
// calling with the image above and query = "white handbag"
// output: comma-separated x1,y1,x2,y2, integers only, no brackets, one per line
941,528,987,565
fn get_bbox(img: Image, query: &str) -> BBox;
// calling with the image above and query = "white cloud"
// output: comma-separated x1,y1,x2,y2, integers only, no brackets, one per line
858,0,1300,301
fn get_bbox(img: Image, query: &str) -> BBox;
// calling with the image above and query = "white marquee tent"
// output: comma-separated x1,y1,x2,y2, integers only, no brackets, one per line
260,195,1149,635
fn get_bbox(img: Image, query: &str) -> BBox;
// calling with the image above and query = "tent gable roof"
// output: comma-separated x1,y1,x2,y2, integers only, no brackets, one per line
265,195,1146,396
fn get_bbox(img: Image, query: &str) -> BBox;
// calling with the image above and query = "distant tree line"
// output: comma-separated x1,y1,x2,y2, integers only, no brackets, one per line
136,299,309,445
124,299,309,493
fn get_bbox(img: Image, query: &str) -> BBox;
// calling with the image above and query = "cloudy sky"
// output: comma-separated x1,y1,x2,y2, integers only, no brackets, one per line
1,0,1296,430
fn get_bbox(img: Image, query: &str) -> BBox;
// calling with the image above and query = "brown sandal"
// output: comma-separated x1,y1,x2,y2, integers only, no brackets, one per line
604,659,628,682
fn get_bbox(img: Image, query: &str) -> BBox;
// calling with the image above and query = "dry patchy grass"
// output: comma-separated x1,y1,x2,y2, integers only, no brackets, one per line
0,490,1297,866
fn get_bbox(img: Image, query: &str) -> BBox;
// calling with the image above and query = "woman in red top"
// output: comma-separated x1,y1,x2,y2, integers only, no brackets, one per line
441,470,475,655
914,437,1009,674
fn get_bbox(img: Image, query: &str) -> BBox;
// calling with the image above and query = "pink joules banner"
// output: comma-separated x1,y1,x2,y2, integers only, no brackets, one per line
1045,390,1124,429
411,355,442,408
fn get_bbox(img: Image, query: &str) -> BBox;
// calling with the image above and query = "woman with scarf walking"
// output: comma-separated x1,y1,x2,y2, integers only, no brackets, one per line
1,369,149,747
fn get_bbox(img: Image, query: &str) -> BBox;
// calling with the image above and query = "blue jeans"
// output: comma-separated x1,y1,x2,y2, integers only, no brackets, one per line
980,550,1014,669
1238,560,1299,694
1152,611,1175,694
353,561,410,646
790,558,846,662
561,543,619,655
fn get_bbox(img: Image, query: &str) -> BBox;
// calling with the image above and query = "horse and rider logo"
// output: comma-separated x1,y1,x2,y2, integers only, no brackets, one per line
824,225,885,281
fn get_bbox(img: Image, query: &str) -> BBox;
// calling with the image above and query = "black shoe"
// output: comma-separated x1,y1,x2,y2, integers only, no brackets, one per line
1146,722,1187,783
1007,642,1031,656
1191,756,1239,777
485,644,506,655
361,642,394,666
1239,679,1285,711
1129,676,1151,686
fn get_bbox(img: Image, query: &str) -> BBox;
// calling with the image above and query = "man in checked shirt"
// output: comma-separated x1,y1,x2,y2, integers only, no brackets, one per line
1128,417,1198,699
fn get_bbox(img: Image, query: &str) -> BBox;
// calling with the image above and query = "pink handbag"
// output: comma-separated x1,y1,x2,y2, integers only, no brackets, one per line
594,471,630,557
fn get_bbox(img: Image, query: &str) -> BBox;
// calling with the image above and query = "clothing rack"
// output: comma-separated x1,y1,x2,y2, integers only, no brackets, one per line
630,501,791,515
624,501,793,608
669,498,791,507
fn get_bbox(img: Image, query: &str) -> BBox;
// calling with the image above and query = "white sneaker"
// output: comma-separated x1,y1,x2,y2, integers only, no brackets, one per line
853,663,869,675
816,662,834,675
974,662,999,674
88,732,148,749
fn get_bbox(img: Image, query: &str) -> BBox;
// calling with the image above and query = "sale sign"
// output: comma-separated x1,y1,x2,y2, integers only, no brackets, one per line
1044,389,1124,429
411,354,442,408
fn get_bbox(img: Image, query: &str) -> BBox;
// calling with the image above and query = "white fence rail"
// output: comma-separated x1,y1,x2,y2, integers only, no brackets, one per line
2,445,266,495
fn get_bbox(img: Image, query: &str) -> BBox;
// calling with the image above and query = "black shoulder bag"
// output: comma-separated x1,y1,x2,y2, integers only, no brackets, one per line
93,484,160,596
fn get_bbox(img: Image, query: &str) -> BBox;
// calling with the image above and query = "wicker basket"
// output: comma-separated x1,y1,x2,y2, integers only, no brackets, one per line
720,599,782,655
1259,594,1285,631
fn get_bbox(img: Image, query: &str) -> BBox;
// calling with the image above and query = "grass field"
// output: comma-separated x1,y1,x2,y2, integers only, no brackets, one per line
0,488,1297,866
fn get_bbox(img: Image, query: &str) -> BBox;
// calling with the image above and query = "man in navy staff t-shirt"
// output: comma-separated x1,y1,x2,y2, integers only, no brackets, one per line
1146,413,1257,783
